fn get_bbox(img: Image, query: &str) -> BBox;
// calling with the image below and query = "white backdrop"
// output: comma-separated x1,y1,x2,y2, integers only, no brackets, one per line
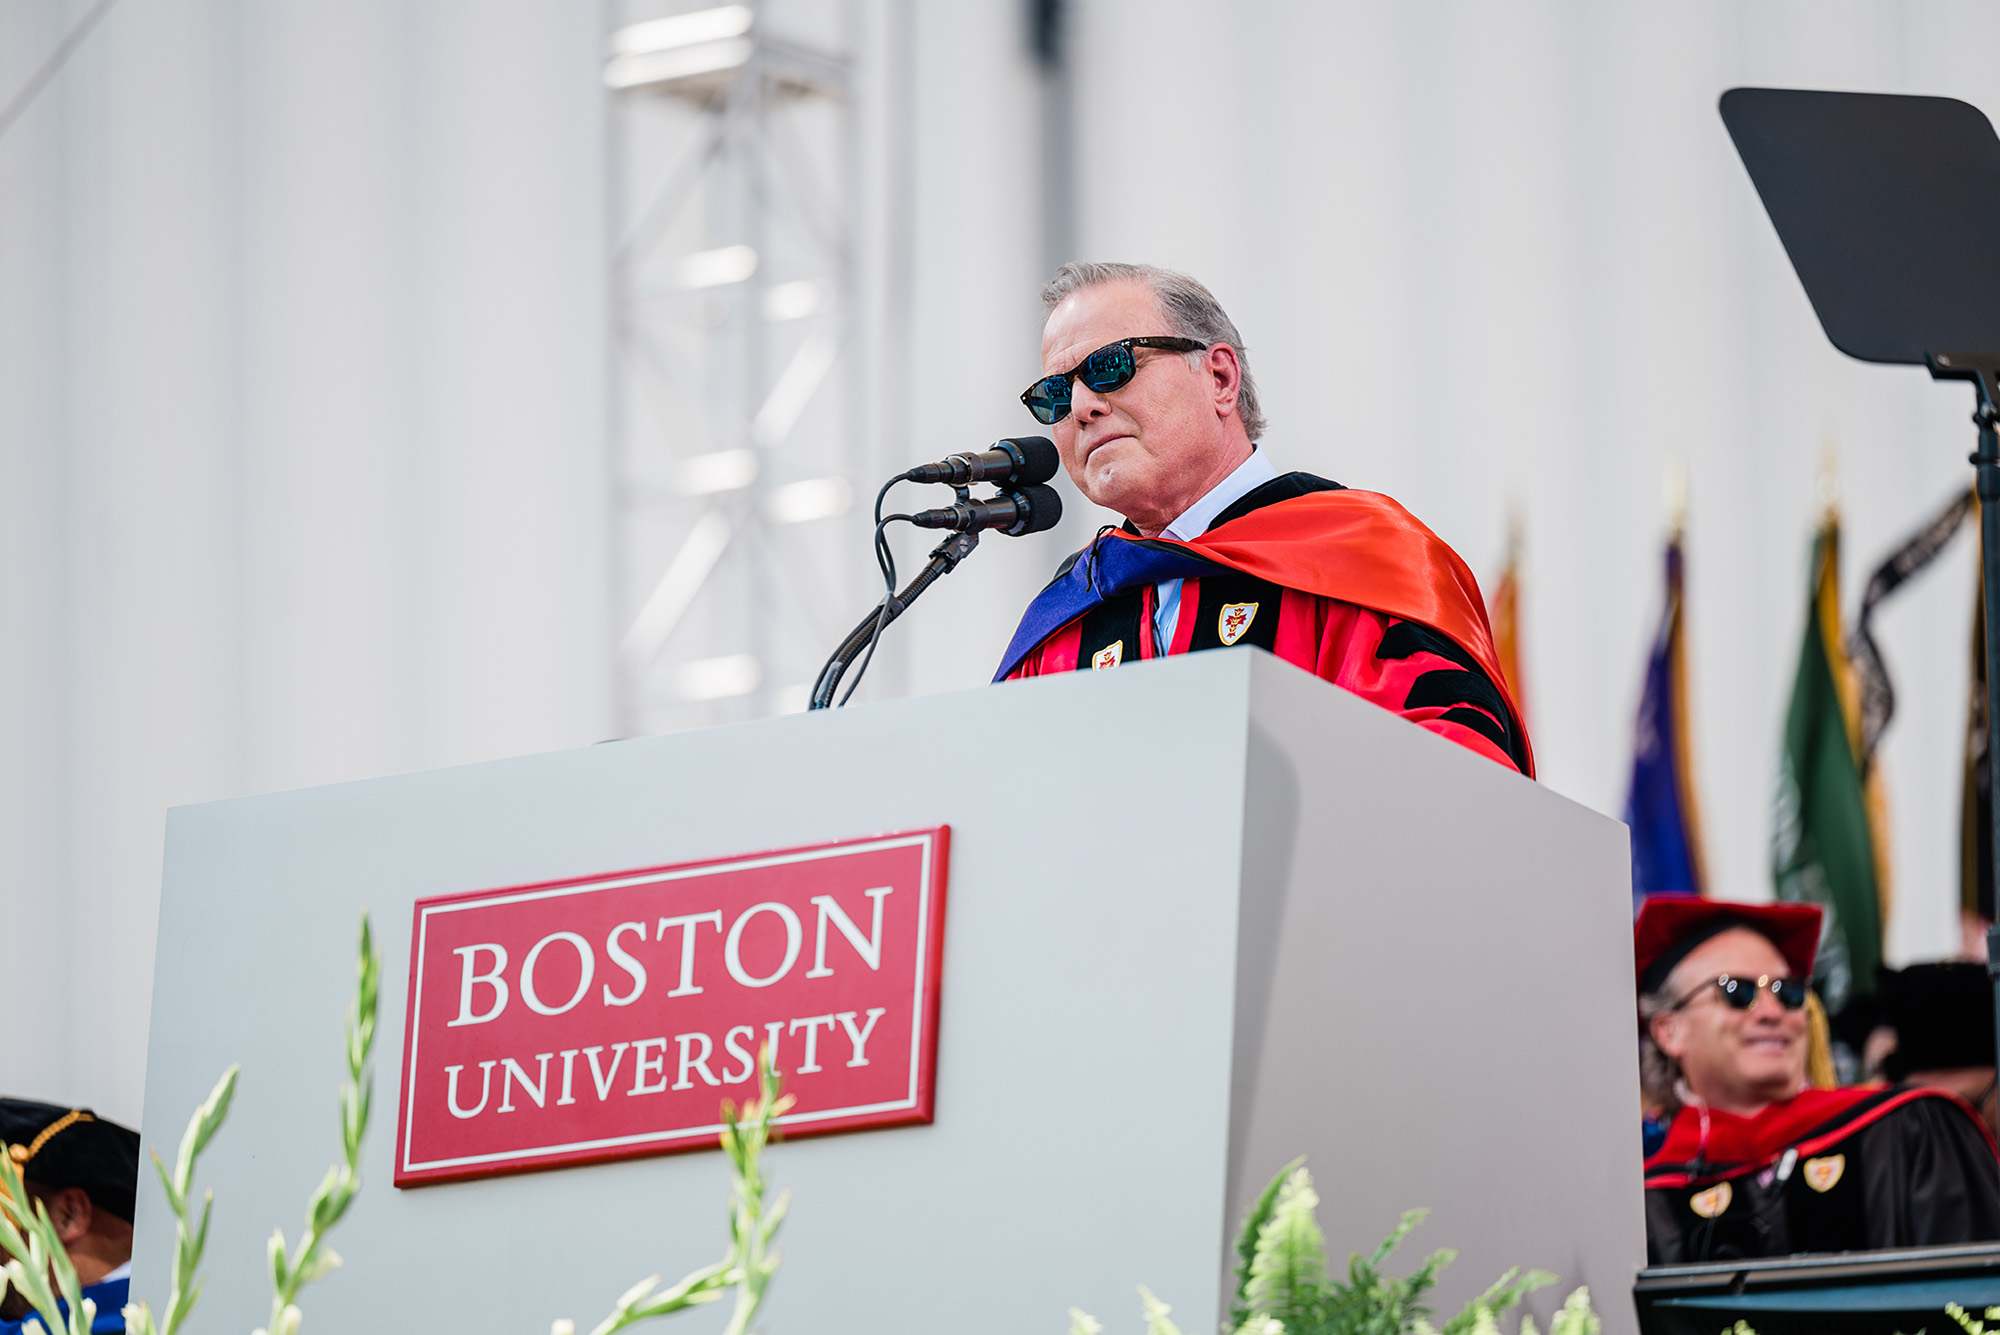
3,0,1994,1127
0,0,610,1124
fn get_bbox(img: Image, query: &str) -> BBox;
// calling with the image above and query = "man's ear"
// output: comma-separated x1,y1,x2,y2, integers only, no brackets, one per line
44,1187,92,1245
1650,1008,1686,1061
1205,344,1242,417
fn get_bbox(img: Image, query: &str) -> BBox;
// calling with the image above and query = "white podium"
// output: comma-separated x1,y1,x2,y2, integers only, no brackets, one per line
133,650,1643,1335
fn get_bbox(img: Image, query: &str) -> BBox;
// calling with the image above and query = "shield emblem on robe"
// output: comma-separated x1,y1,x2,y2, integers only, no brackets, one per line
1218,602,1258,645
1689,1181,1732,1218
1092,641,1124,670
1803,1154,1844,1192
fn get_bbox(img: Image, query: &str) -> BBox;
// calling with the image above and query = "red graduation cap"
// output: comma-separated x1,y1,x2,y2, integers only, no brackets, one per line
1633,894,1823,995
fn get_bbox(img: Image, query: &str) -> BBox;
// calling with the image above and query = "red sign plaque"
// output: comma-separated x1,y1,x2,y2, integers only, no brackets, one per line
393,827,949,1186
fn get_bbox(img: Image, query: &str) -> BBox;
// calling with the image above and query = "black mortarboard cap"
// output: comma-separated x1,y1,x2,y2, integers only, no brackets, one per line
0,1099,141,1223
1879,962,1997,1079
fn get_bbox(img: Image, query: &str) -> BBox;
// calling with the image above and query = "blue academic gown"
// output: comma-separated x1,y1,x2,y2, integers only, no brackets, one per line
0,1274,128,1334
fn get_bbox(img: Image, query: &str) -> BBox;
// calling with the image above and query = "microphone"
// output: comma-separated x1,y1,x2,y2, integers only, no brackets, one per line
910,484,1063,536
903,437,1059,486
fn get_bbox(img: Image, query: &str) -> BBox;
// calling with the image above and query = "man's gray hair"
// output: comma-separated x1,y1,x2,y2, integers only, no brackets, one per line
1040,261,1266,441
1637,987,1684,1116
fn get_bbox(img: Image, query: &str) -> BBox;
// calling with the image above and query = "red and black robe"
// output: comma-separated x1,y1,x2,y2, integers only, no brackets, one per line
994,474,1532,775
1643,1084,2000,1263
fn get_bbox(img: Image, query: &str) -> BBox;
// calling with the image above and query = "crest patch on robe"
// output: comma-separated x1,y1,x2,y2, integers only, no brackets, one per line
1092,641,1124,670
1218,601,1258,645
1803,1154,1845,1193
1689,1182,1732,1218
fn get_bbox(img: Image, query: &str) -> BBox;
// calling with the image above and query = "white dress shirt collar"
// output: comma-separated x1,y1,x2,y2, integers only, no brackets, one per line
1161,448,1280,541
1147,448,1280,655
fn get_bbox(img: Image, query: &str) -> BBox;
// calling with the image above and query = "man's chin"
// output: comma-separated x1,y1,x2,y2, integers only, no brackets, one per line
1080,469,1155,524
1738,1066,1808,1103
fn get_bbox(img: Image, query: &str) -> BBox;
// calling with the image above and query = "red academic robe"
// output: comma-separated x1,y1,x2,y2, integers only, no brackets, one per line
1642,1084,2000,1262
997,475,1532,776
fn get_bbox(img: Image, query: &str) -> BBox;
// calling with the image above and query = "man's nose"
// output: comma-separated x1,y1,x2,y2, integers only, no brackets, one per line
1744,990,1788,1021
1068,378,1112,419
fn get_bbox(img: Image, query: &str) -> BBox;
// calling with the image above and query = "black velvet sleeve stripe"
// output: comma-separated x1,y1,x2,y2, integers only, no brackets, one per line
1440,706,1510,753
1377,619,1529,773
1073,589,1147,671
1376,619,1480,674
1404,667,1508,719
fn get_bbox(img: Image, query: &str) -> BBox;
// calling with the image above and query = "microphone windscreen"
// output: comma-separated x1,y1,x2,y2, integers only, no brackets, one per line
998,436,1060,485
1014,483,1064,534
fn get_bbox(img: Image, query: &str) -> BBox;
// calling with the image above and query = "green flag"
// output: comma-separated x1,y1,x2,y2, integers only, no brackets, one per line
1773,515,1886,1011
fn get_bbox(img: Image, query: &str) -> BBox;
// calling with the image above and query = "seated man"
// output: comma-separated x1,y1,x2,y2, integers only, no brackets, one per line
1876,961,1999,1143
996,262,1530,776
0,1100,140,1334
1636,896,2000,1262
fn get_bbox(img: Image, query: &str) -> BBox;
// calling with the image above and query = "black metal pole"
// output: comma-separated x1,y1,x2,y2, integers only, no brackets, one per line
1967,372,2000,1084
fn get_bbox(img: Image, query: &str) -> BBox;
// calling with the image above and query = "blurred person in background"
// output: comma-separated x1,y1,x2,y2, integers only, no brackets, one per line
995,263,1531,776
1871,962,1999,1142
1636,896,2000,1263
0,1101,139,1334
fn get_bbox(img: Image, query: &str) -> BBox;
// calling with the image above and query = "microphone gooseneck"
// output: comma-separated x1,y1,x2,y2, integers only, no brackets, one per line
809,451,1066,711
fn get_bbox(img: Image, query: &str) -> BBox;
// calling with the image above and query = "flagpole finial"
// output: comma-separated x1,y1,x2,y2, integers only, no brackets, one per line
1663,459,1688,538
1819,432,1841,521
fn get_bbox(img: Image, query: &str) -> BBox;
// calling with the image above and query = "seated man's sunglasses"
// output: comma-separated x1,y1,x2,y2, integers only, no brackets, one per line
1020,336,1208,425
1669,973,1809,1013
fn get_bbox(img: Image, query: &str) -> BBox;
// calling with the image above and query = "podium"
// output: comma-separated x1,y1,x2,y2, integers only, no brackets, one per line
134,650,1644,1334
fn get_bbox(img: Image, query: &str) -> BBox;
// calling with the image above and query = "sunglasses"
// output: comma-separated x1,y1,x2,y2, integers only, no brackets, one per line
1019,336,1208,425
1669,973,1809,1013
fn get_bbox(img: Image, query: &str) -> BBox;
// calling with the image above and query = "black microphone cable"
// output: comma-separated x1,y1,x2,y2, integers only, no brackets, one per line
812,465,1061,709
839,478,917,707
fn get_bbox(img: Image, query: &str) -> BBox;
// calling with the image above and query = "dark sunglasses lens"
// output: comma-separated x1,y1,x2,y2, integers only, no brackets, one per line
1078,343,1137,393
1718,978,1757,1009
1774,978,1808,1010
1025,377,1069,424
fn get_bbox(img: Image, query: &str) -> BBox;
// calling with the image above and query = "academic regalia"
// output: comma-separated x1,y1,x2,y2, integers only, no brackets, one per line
0,1100,141,1334
1878,961,1998,1079
995,474,1533,775
1642,1084,2000,1263
0,1274,130,1334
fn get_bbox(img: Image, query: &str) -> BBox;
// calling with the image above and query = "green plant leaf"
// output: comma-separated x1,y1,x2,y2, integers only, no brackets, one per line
1244,1167,1328,1334
1232,1317,1284,1335
1234,1157,1305,1330
1138,1284,1185,1335
580,1046,788,1335
1547,1288,1601,1335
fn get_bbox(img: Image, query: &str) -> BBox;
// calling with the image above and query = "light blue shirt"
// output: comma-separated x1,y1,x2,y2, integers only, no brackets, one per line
1152,449,1280,653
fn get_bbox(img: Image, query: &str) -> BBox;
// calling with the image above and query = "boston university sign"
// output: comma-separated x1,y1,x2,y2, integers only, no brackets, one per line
393,828,949,1185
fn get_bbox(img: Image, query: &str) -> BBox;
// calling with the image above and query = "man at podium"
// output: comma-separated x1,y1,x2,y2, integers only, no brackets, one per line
1635,896,2000,1262
994,262,1531,776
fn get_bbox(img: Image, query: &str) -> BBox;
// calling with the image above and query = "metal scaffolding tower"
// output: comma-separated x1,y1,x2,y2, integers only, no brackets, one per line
605,3,863,735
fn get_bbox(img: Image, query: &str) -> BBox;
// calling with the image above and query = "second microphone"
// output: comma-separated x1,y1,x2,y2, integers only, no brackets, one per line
910,484,1063,536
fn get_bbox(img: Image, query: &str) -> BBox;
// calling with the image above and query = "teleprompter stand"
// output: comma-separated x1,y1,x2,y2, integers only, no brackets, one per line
1721,86,2000,1048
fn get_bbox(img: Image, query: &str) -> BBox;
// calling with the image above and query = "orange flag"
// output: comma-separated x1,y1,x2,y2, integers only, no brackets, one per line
1488,518,1528,735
